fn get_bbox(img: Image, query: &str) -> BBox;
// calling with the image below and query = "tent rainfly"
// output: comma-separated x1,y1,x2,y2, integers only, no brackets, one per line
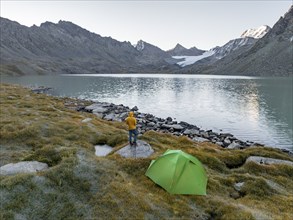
145,149,207,195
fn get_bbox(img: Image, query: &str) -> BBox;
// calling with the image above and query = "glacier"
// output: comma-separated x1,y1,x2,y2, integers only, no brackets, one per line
172,50,215,67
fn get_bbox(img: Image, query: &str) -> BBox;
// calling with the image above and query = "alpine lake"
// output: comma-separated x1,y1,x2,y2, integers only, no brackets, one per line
1,74,292,151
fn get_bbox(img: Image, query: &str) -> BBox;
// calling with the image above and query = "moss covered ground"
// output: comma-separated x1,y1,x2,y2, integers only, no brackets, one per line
1,83,293,220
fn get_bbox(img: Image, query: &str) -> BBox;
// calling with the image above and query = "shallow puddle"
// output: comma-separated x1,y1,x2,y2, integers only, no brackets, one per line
95,145,113,156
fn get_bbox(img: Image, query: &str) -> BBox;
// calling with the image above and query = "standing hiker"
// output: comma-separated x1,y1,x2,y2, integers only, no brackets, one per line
125,111,137,146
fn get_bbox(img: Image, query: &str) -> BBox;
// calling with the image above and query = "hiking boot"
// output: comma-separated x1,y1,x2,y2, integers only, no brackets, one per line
129,142,133,146
133,142,137,147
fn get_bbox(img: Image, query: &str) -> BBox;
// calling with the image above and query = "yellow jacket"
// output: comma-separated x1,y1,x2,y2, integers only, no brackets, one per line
125,111,137,130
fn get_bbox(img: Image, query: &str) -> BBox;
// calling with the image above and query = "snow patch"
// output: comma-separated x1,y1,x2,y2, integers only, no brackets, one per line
172,50,215,67
241,25,270,39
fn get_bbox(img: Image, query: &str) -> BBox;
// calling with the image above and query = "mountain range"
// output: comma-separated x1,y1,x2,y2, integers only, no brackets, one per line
0,5,292,76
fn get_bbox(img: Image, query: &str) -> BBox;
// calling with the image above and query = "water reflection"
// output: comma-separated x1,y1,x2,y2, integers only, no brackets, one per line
246,94,260,123
1,74,292,150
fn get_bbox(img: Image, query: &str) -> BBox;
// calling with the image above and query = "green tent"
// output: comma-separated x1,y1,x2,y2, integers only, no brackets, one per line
145,149,207,195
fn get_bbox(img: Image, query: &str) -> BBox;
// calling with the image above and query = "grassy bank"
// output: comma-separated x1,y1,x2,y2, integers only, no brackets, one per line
1,83,293,220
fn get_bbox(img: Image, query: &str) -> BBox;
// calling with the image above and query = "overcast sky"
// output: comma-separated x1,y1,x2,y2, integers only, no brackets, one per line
1,0,292,50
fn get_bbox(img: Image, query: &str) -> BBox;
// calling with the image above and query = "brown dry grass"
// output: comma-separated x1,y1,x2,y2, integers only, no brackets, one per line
1,83,293,220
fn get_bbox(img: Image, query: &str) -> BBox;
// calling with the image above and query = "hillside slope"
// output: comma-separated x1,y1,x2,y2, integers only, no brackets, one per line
1,84,293,219
0,18,177,75
184,6,293,76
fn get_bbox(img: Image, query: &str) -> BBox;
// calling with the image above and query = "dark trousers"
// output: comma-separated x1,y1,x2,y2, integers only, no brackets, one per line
129,129,137,143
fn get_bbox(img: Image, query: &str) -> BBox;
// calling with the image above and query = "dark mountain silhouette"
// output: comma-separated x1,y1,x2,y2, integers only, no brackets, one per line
0,5,292,76
0,18,178,75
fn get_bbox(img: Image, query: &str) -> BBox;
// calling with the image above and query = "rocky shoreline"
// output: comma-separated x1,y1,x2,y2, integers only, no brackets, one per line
61,98,292,155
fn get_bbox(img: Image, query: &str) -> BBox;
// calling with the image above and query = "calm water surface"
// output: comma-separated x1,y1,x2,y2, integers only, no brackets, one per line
1,74,292,151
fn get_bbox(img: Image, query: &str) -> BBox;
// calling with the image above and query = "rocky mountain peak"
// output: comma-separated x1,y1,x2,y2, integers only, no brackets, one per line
40,21,56,28
167,43,205,56
136,40,145,51
57,20,85,31
173,43,187,50
134,40,171,60
58,20,75,25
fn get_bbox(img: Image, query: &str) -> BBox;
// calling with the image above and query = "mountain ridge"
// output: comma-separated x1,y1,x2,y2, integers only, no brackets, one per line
180,6,293,76
167,43,205,56
0,5,292,76
0,17,179,74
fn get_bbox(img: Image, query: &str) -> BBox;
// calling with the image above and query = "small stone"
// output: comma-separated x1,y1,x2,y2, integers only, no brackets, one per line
85,103,107,112
171,124,184,131
161,124,172,129
192,137,209,142
227,142,242,149
224,138,232,145
230,191,241,199
220,133,234,137
81,118,92,123
216,142,224,147
166,117,172,122
183,129,192,135
179,121,191,128
131,106,138,111
190,129,200,135
119,112,128,120
103,113,115,121
201,132,209,139
147,122,156,127
234,182,245,191
7,96,16,100
93,113,103,118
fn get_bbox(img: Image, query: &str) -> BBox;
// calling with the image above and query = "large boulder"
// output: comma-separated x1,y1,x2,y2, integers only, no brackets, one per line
245,156,293,166
192,137,210,143
227,142,243,149
81,118,92,123
85,103,109,113
161,124,184,131
0,161,49,175
103,113,122,122
115,140,154,158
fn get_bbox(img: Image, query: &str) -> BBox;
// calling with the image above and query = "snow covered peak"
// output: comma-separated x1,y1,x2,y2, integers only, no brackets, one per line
136,40,145,51
241,25,271,39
